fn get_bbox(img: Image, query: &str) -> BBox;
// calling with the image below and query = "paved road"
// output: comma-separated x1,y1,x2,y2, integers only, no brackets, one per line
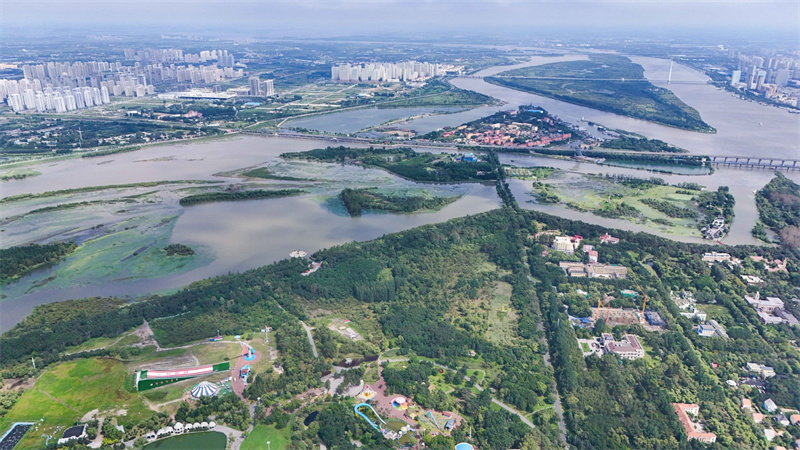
491,398,535,428
300,321,319,358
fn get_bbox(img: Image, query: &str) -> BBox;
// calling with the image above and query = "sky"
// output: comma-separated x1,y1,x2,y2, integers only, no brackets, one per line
3,0,799,41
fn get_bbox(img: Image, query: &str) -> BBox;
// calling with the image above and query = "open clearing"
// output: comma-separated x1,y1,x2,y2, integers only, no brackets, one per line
0,358,152,449
241,424,292,450
486,281,518,344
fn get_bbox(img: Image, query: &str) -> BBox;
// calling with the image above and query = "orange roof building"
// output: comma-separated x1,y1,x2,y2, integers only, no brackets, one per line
672,403,717,444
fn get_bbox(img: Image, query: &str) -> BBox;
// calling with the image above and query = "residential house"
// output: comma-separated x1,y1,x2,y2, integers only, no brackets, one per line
764,399,778,414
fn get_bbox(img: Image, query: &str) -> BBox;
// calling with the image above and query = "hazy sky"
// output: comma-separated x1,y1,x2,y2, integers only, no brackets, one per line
3,0,799,40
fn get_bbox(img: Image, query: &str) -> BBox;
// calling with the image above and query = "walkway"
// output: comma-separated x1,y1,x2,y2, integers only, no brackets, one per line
231,343,262,400
300,321,319,358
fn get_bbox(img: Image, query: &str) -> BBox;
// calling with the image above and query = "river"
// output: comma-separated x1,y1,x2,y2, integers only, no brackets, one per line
0,136,499,332
2,54,799,331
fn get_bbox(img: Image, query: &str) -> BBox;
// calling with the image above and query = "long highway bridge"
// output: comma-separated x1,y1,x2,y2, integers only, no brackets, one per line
707,155,800,171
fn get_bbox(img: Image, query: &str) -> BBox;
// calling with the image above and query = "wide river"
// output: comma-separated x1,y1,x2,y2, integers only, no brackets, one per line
1,54,799,331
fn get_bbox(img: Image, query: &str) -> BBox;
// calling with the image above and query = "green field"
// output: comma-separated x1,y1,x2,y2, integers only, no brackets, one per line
241,424,291,450
486,281,518,344
0,358,152,449
143,431,226,450
190,342,242,365
486,55,713,132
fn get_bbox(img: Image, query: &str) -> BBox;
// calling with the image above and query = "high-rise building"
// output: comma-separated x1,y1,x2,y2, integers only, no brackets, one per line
249,76,261,96
730,70,741,85
775,69,790,87
262,79,275,97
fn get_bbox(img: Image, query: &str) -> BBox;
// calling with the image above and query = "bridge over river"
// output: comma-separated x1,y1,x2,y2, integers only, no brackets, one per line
708,156,800,171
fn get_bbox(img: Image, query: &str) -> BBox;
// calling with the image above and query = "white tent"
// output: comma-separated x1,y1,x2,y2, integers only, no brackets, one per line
190,381,219,398
208,421,216,429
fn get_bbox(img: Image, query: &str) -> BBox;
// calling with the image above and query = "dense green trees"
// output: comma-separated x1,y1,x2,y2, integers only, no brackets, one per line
756,173,800,250
0,242,77,281
601,136,684,153
164,243,195,256
175,394,250,430
179,188,304,205
282,146,497,183
338,188,457,216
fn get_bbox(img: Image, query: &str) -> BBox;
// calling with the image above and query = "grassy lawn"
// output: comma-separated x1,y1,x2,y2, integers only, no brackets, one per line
702,304,734,324
1,358,153,449
191,342,242,365
241,424,292,450
486,281,518,344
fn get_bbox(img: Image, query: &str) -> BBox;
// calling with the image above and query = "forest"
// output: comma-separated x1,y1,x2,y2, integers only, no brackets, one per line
756,173,800,251
179,188,305,205
281,146,497,183
338,187,458,216
0,242,77,282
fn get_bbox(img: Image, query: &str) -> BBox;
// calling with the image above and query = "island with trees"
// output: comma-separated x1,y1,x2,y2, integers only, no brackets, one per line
338,187,459,216
179,188,305,206
0,242,77,282
281,146,498,183
485,55,715,133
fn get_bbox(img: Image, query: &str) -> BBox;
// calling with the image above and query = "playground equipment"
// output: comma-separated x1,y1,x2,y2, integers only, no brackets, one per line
242,342,256,361
354,403,386,431
426,411,442,431
392,397,409,410
239,365,252,382
358,387,376,401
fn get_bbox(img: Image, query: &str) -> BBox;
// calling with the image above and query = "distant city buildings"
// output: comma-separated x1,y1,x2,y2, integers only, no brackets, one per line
249,77,275,97
3,48,245,112
728,49,800,107
330,61,462,83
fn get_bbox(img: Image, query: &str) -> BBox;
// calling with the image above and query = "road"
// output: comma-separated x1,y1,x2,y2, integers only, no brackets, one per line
300,321,319,358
